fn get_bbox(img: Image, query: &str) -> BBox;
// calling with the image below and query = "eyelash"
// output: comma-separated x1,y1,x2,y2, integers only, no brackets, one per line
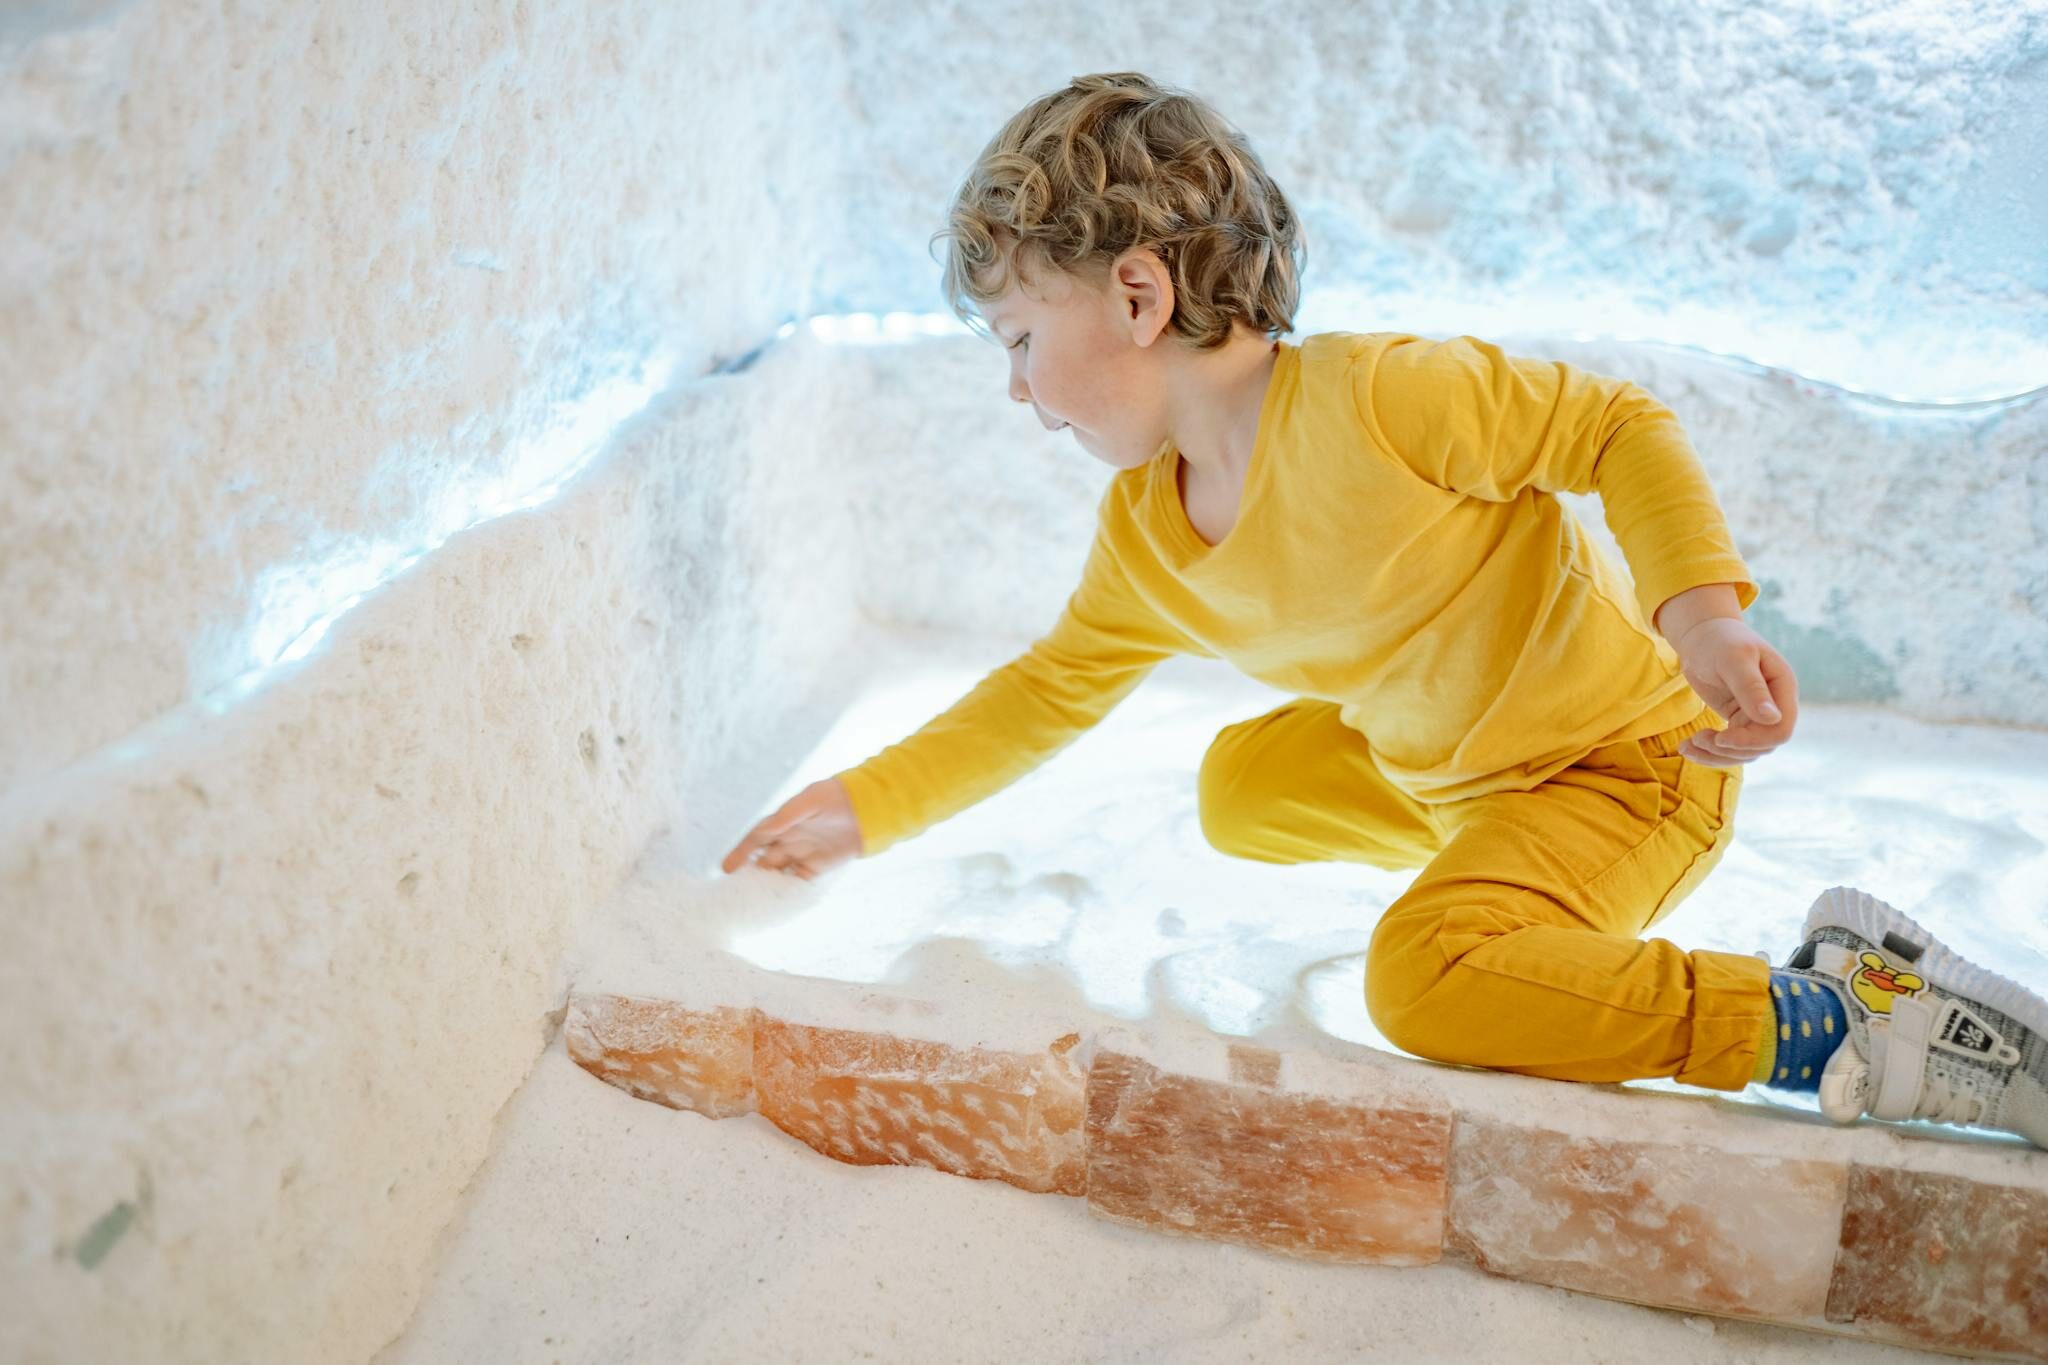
1008,335,1028,351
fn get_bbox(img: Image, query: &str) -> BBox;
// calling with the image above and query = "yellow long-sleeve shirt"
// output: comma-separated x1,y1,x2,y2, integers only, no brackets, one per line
834,330,1759,859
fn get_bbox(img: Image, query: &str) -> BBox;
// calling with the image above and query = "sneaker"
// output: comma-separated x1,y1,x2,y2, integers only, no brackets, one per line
1776,886,2048,1149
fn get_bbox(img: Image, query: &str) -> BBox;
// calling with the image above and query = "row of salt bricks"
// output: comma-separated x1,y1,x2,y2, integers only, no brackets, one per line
564,992,2047,1360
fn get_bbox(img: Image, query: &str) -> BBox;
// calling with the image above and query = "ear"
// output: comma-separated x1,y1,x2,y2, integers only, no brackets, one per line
1110,248,1173,347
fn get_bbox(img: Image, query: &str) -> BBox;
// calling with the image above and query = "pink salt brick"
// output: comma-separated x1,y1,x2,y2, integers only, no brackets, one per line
750,1020,1087,1195
1446,1119,1845,1320
1826,1163,2048,1358
1083,1048,1451,1265
563,993,756,1118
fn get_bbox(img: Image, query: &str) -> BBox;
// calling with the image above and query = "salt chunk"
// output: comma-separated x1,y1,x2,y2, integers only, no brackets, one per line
1084,1048,1451,1264
1446,1118,1844,1319
1825,1162,2048,1357
749,1018,1087,1195
564,993,754,1118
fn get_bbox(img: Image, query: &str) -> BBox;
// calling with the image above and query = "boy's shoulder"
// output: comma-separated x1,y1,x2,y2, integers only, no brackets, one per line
1298,328,1430,364
1297,329,1366,363
1299,328,1489,415
1294,328,1419,407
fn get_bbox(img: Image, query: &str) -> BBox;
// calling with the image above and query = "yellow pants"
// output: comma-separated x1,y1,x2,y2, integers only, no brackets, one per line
1198,702,1769,1091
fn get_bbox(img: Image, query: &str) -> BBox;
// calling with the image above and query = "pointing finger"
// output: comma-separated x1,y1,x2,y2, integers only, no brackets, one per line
723,828,781,874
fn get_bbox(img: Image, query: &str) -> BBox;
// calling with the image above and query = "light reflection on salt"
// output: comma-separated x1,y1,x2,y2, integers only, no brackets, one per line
715,626,2048,1122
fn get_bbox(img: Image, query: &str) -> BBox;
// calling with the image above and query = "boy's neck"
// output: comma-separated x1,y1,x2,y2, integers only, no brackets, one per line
1163,331,1282,487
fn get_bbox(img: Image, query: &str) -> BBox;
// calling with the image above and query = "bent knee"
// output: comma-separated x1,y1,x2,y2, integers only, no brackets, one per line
1364,900,1525,1060
1365,908,1447,1056
1365,978,1439,1064
1195,725,1277,858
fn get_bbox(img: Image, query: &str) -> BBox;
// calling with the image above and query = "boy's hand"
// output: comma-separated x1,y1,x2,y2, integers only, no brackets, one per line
719,777,865,881
1670,618,1800,767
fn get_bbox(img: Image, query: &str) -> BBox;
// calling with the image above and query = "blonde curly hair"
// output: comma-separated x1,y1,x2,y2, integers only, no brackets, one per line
933,72,1306,351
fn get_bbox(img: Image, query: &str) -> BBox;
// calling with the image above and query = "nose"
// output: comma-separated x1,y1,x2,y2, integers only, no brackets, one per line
1010,380,1062,431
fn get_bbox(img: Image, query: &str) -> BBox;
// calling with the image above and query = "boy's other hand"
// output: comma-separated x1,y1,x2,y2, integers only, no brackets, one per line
1670,618,1800,767
719,777,865,881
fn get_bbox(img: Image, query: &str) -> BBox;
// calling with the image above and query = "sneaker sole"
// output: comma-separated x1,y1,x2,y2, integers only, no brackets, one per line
1803,885,2048,1042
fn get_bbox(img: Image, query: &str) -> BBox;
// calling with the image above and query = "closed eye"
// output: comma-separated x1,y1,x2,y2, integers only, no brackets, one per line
1008,335,1028,351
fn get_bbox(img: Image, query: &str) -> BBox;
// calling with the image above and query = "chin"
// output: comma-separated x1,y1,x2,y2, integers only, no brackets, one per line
1075,429,1158,471
1087,448,1151,472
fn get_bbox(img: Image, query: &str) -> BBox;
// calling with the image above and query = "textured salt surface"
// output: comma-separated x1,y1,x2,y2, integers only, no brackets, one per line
378,1032,1942,1365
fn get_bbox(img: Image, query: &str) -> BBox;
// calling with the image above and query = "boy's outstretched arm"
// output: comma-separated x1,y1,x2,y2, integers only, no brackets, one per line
824,486,1191,861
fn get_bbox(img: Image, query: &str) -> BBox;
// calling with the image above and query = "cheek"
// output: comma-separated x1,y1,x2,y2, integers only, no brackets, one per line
1040,354,1107,417
1029,351,1065,393
1024,359,1071,414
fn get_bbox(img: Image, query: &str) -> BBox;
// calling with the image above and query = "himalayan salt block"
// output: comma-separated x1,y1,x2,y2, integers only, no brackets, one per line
1445,1118,1845,1320
1083,1048,1451,1265
563,993,756,1119
1826,1163,2048,1358
750,1019,1088,1196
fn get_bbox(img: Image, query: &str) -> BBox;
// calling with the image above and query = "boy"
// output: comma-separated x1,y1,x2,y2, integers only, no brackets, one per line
722,72,2047,1149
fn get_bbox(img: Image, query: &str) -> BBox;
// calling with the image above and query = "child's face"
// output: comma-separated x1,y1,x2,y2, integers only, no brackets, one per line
982,253,1175,472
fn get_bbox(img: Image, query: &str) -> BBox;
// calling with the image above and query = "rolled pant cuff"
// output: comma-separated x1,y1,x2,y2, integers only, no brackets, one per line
1675,948,1773,1091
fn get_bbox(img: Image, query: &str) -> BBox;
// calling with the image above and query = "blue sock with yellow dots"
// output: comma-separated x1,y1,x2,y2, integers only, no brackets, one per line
1753,970,1850,1091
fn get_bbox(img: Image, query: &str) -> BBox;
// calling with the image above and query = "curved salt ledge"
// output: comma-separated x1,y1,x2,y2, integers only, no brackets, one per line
529,623,2048,1360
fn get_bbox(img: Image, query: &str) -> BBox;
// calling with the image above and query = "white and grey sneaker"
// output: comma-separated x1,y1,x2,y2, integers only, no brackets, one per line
1774,886,2048,1149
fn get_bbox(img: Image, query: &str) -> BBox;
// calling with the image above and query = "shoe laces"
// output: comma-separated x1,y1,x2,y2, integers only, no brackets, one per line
1909,1071,1987,1127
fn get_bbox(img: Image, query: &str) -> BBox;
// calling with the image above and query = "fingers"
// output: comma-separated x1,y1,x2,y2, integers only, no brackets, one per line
1759,647,1799,723
720,799,812,875
1740,654,1789,725
1700,670,1798,753
1715,704,1793,749
722,842,813,879
1677,637,1802,767
1744,679,1781,725
756,846,814,879
1682,728,1775,765
720,830,773,874
1726,650,1799,735
1680,735,1750,766
722,827,819,880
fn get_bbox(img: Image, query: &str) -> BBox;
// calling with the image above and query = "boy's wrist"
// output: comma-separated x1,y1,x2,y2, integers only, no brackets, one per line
1654,583,1745,649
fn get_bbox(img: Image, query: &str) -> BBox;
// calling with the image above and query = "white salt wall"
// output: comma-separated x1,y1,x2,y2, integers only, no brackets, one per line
2,335,875,1363
2,2,872,1361
4,1,2044,1363
832,0,2048,403
0,0,854,793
